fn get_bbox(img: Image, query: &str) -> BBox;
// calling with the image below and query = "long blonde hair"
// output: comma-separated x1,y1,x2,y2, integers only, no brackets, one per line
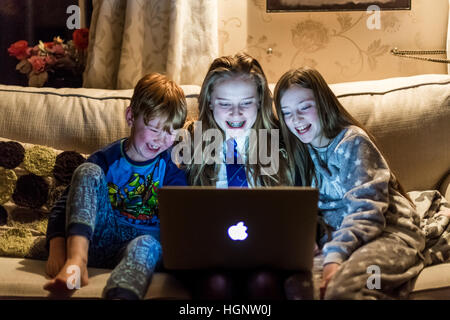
274,67,412,202
186,52,290,186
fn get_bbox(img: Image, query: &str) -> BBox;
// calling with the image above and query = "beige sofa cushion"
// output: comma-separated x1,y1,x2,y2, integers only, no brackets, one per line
0,257,191,299
269,74,450,191
409,262,450,300
329,74,450,192
0,85,200,155
1,75,449,190
0,256,448,300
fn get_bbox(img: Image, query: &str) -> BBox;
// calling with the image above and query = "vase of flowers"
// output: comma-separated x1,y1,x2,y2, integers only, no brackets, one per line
7,28,89,88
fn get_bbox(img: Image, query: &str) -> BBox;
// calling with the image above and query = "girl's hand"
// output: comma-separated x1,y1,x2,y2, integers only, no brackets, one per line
320,263,340,299
46,237,66,278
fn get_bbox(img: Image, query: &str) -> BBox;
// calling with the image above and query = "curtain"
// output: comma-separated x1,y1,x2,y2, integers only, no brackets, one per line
83,0,218,89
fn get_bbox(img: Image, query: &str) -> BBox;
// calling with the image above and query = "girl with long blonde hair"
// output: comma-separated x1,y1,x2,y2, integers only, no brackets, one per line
178,53,308,299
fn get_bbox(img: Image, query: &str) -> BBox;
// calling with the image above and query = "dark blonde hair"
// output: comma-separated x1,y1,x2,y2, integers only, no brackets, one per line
186,52,290,186
130,73,187,132
274,67,412,201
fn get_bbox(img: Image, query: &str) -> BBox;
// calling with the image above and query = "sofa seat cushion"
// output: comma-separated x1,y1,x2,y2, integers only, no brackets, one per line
0,257,448,300
0,257,191,299
410,262,450,299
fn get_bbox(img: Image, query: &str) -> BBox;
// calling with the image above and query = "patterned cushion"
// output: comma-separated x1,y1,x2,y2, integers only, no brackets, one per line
0,138,87,260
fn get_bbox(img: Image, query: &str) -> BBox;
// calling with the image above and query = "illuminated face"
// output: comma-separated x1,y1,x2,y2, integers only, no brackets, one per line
125,107,178,162
280,85,330,148
210,77,259,138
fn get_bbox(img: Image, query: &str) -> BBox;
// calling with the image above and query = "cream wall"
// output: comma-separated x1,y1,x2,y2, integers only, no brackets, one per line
218,0,449,83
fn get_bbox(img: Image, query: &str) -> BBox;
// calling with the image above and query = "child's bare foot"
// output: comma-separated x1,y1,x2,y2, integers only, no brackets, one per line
43,258,89,298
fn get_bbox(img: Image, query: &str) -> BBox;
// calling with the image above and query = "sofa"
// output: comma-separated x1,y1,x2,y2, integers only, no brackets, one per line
0,73,449,299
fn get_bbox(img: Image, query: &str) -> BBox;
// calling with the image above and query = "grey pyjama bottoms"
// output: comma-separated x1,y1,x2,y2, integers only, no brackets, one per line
66,162,162,299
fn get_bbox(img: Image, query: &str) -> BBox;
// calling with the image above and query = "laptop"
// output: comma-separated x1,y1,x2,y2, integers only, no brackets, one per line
158,186,318,272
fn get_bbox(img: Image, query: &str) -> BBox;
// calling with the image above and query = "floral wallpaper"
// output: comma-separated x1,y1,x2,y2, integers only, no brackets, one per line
218,0,449,84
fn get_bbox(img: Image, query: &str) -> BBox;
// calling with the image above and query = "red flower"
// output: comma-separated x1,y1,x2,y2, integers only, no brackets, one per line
44,55,57,66
30,45,40,56
8,40,31,60
28,56,46,73
45,42,65,56
72,28,89,50
53,44,65,56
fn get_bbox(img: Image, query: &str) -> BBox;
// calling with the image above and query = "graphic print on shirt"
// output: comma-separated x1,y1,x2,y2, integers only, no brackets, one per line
108,172,160,222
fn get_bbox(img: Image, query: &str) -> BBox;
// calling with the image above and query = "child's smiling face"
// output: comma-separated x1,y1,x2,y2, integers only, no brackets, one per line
280,85,330,148
210,76,259,138
126,108,177,162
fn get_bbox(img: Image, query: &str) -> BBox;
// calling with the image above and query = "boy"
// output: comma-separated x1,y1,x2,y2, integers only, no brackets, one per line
44,73,187,299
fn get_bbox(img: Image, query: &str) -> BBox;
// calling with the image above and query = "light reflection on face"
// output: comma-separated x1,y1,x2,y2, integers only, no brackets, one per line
125,107,178,162
280,85,330,148
210,77,259,138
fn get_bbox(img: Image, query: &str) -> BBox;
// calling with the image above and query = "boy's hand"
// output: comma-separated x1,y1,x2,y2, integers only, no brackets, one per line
46,237,66,278
320,263,340,299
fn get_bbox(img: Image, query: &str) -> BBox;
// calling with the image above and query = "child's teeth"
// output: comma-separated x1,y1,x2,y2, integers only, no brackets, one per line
227,121,244,128
298,125,308,131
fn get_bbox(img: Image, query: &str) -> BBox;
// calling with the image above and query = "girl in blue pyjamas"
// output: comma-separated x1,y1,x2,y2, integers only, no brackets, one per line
274,67,426,299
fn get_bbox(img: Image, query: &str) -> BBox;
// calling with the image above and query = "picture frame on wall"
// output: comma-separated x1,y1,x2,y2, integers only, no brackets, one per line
266,0,411,12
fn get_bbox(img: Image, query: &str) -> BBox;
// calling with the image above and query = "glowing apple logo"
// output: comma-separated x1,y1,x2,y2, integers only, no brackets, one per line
228,222,248,241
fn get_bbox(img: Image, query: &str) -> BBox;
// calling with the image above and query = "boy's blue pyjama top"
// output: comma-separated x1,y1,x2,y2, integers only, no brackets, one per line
46,139,187,243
